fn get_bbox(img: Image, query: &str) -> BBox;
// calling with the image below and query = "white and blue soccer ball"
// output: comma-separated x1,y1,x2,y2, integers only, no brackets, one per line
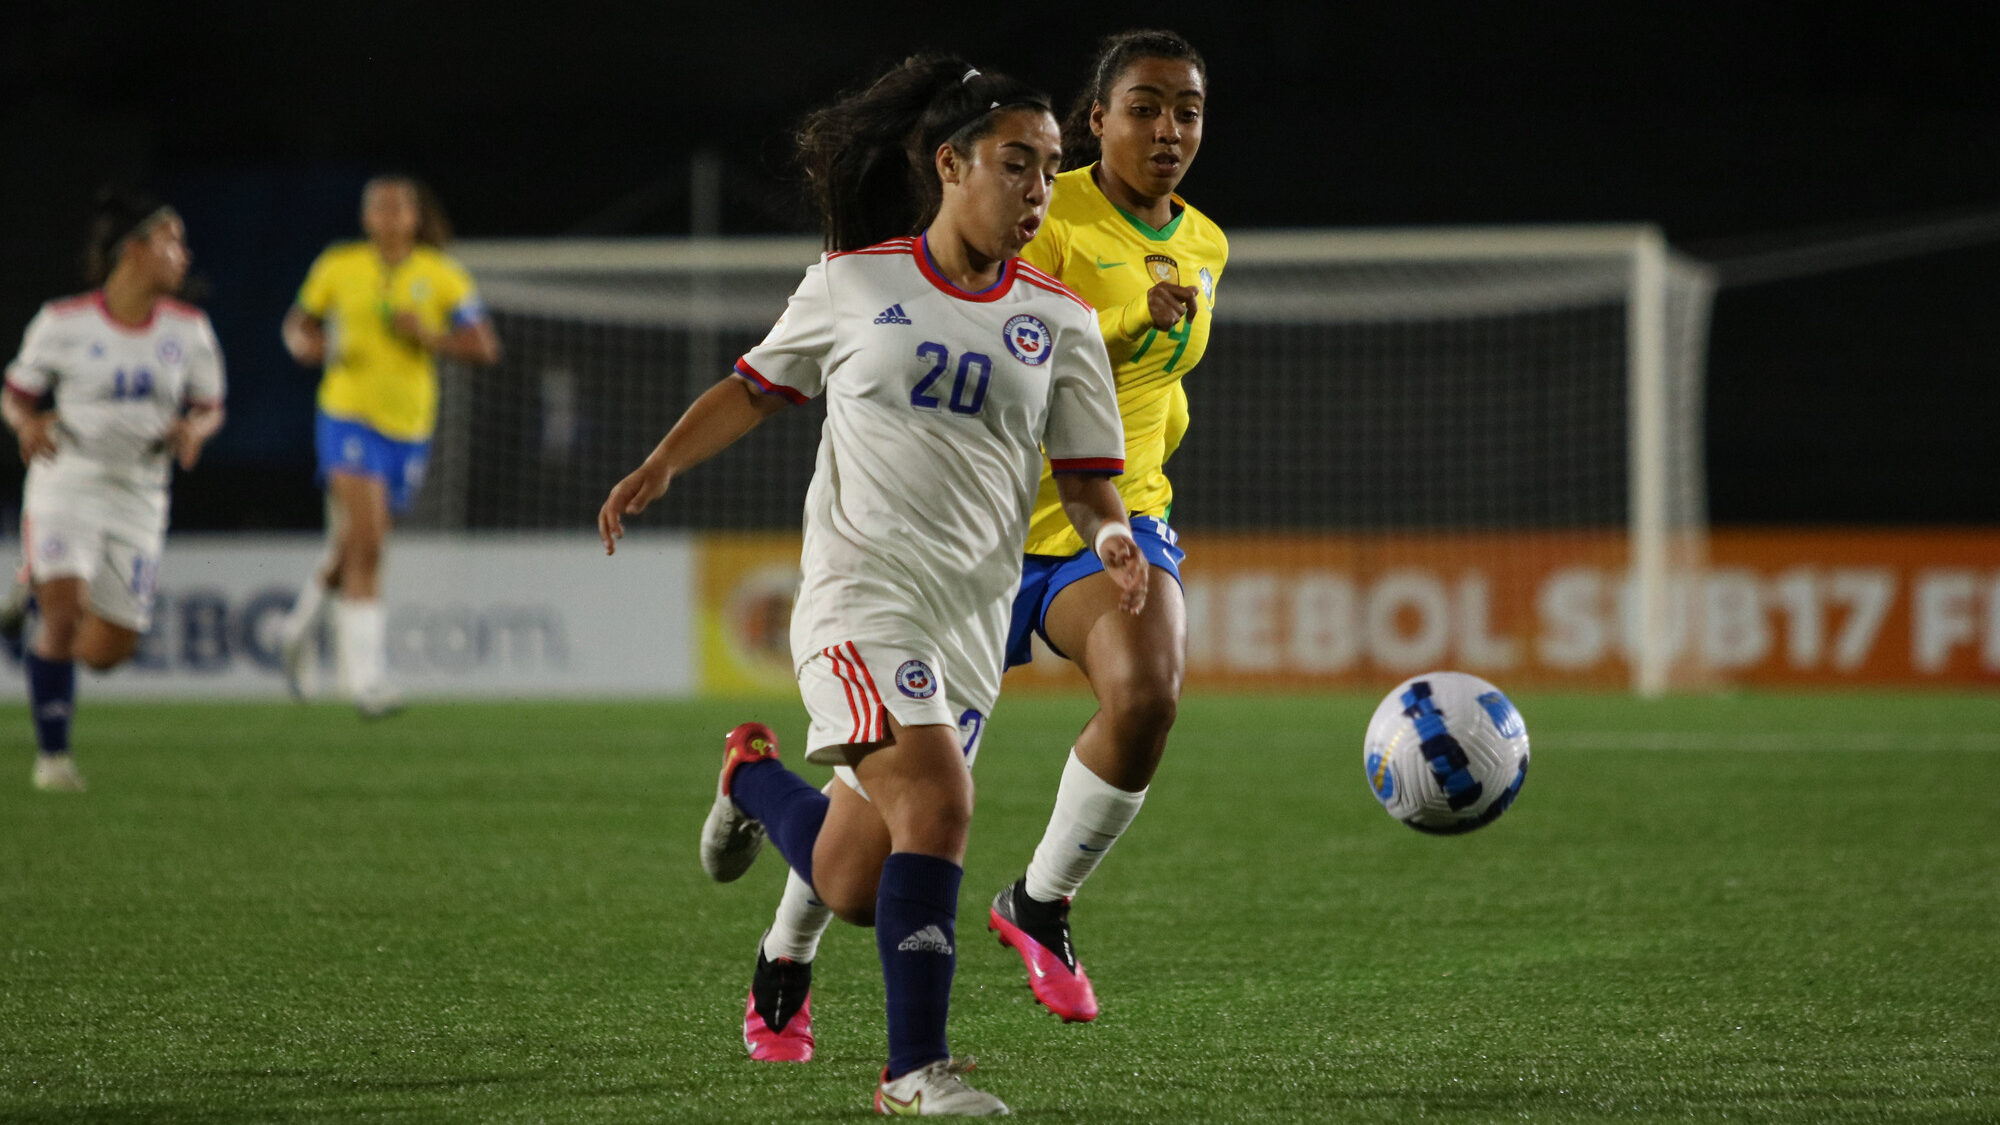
1363,671,1530,835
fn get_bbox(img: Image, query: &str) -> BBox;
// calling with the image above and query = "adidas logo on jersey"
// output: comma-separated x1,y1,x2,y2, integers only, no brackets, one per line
896,924,954,954
873,304,913,325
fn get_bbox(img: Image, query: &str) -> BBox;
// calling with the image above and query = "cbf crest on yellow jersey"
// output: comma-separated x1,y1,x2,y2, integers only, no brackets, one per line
296,242,484,442
1018,165,1227,556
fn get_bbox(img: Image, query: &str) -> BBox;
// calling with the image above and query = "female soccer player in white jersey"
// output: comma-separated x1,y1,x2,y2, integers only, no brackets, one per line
278,175,499,716
742,29,1223,1049
3,189,226,791
599,55,1143,1116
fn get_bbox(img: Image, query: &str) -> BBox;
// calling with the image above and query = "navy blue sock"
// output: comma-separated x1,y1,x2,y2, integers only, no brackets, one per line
25,652,75,755
730,759,829,887
875,851,963,1078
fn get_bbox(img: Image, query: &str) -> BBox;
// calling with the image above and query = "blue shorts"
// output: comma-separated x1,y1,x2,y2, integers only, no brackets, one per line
315,411,430,513
1005,514,1185,668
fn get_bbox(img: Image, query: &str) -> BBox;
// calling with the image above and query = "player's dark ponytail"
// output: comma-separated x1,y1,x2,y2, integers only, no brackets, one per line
797,54,1052,253
81,185,175,286
1060,29,1209,172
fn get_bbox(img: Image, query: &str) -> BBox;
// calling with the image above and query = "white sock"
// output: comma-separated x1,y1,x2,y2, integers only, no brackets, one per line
287,575,330,640
334,598,387,696
762,867,833,963
1022,750,1148,904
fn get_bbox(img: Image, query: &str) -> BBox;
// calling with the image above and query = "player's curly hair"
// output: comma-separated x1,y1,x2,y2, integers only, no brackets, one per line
796,53,1052,253
1060,29,1209,172
365,173,455,248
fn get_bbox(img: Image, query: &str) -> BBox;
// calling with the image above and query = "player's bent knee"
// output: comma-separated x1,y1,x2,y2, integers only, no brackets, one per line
811,869,881,926
832,901,876,928
76,626,140,672
1100,669,1180,737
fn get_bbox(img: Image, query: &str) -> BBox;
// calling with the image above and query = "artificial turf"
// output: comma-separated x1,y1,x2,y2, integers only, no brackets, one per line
2,692,1996,1122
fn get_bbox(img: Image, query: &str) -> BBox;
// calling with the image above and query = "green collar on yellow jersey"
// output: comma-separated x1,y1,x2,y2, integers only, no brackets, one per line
1086,164,1186,242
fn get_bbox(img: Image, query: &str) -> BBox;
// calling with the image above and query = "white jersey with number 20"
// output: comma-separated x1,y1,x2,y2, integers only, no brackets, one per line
734,236,1123,734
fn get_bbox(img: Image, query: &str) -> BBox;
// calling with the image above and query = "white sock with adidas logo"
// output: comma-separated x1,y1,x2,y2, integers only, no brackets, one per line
1023,750,1148,903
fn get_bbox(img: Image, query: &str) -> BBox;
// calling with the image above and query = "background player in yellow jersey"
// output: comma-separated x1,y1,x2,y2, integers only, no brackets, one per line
277,175,500,716
741,29,1221,1058
992,23,1223,1025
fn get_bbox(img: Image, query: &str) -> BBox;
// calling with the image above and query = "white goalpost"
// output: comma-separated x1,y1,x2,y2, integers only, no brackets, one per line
439,226,1714,694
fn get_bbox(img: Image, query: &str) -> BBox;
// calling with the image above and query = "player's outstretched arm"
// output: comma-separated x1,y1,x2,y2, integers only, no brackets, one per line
1055,473,1148,616
599,374,789,554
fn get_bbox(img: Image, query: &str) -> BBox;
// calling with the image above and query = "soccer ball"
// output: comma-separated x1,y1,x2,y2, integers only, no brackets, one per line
1363,671,1530,835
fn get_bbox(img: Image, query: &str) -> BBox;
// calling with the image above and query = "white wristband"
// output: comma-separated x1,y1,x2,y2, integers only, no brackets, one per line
1094,521,1136,558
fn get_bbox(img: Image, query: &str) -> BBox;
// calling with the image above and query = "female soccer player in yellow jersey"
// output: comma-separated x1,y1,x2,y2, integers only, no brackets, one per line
277,176,500,716
741,29,1221,1057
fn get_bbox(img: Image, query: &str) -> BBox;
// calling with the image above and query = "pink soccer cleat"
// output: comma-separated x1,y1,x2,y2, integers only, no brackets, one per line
988,879,1099,1023
744,943,815,1062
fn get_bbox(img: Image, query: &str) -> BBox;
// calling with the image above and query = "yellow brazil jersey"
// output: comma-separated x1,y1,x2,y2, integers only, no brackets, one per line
296,242,483,442
1018,165,1226,556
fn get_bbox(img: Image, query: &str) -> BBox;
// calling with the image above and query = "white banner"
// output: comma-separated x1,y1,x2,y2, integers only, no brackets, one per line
0,533,695,698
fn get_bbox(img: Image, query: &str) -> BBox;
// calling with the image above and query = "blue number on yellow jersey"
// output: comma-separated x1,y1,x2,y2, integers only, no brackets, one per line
1018,165,1227,556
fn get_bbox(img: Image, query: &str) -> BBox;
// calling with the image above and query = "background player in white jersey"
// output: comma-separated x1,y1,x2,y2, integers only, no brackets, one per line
2,189,226,791
598,55,1142,1116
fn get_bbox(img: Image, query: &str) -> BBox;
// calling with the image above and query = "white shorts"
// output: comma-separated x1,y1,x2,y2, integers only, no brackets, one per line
798,639,993,800
822,692,990,802
25,490,166,632
798,639,963,762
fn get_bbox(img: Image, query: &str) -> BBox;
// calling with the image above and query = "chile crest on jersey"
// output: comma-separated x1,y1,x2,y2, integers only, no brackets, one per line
1003,313,1051,366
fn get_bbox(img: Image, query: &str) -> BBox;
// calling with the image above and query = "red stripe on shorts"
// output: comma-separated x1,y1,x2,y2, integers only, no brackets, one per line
824,646,864,744
844,642,886,743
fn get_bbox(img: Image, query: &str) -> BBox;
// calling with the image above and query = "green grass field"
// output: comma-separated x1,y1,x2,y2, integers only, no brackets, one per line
3,692,1997,1123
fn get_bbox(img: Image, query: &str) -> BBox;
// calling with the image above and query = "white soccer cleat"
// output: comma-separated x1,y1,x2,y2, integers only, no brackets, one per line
354,682,405,720
873,1057,1010,1116
700,722,779,882
32,754,86,793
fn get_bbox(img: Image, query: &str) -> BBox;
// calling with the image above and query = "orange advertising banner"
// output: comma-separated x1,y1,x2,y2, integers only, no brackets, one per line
699,529,2000,693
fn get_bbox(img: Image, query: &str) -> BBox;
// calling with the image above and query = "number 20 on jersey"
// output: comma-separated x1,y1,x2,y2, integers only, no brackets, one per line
909,342,991,416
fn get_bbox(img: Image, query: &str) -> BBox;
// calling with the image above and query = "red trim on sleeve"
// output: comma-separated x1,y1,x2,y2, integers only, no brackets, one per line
1050,457,1125,474
827,236,916,261
4,380,43,400
182,396,224,409
733,359,808,405
1014,263,1095,313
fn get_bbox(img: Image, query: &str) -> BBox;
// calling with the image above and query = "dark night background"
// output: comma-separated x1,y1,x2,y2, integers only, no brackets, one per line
4,0,1998,529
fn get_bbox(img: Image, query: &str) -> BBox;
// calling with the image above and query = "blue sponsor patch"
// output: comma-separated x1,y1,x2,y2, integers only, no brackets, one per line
1365,750,1396,803
1003,313,1051,366
896,659,938,699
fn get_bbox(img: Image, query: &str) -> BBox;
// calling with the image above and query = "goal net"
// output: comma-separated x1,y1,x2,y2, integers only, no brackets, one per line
435,228,1715,693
